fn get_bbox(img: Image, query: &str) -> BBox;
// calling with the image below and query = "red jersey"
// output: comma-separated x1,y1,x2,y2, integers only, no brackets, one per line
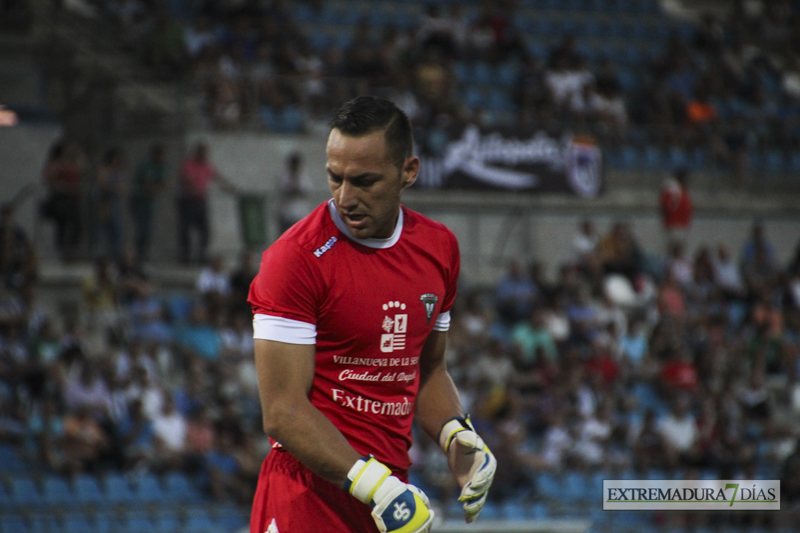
660,179,693,229
248,200,459,473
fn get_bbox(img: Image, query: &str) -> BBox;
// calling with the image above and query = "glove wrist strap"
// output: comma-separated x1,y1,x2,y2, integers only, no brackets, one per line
343,455,392,505
438,415,474,453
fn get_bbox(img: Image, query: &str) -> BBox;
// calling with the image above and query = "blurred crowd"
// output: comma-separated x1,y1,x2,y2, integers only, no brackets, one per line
408,220,800,527
6,172,800,525
61,0,800,176
0,204,265,503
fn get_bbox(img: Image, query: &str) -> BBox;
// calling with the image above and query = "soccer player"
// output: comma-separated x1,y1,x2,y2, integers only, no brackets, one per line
248,96,496,533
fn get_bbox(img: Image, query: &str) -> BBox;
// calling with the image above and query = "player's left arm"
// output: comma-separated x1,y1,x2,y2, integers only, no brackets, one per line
416,330,497,523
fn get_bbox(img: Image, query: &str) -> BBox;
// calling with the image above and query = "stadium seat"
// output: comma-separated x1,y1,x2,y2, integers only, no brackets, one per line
62,512,92,533
0,514,28,533
104,473,135,504
564,471,592,502
153,511,181,533
42,475,73,506
536,472,562,500
131,473,164,503
0,444,25,473
120,511,153,533
94,511,117,533
184,508,215,533
9,477,43,507
163,472,203,502
473,62,494,86
74,474,104,505
28,514,62,533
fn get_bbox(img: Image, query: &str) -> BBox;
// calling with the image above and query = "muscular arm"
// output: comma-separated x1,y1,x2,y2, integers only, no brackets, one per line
415,330,463,442
254,339,360,485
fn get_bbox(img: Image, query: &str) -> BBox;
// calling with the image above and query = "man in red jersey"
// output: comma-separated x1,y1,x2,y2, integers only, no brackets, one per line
248,97,496,533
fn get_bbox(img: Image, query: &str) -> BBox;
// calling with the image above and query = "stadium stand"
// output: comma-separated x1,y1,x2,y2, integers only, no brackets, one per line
2,1,800,532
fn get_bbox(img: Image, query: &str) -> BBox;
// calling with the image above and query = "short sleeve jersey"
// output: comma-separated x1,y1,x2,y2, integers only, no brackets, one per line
248,200,459,473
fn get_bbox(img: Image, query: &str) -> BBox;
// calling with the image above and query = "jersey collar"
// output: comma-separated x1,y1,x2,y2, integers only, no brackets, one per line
327,199,403,249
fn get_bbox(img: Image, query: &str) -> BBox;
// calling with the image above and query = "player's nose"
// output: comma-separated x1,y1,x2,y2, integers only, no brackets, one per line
337,180,359,209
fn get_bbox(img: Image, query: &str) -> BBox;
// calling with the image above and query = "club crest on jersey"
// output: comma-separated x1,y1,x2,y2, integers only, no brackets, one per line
380,301,407,353
420,293,439,324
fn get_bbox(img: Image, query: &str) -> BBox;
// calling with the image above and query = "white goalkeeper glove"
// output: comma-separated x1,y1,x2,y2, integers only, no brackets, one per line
344,455,434,533
438,415,497,523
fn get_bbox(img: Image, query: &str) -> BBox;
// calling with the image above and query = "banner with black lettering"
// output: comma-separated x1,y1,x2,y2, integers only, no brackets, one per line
415,125,604,198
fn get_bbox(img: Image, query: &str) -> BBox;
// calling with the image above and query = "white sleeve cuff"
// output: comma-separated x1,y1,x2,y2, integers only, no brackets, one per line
253,314,317,344
433,310,451,332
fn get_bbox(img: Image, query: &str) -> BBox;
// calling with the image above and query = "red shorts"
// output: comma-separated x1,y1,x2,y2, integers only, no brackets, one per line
250,449,380,533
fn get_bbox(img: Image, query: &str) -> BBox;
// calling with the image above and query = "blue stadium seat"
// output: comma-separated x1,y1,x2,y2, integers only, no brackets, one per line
0,481,11,509
94,511,117,533
497,62,520,86
215,513,248,532
462,86,486,109
487,88,515,113
0,514,28,533
9,477,44,507
501,501,528,520
120,511,153,533
167,294,193,324
452,61,470,84
163,472,203,502
536,472,562,500
564,471,592,502
153,507,180,533
131,473,164,503
62,512,92,533
74,474,104,505
641,146,663,169
42,476,73,506
104,473,135,504
473,62,494,85
291,3,315,23
620,145,639,169
0,444,25,473
184,508,214,533
28,515,62,533
308,31,329,52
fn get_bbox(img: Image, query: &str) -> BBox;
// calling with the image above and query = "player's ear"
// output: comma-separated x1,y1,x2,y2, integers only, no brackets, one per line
400,156,419,190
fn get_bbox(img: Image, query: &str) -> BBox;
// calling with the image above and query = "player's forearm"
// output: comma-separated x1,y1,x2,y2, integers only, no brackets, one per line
261,396,361,486
416,362,463,442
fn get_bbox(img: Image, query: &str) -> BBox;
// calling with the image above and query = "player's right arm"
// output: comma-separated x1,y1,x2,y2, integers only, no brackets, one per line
254,338,360,484
255,338,434,533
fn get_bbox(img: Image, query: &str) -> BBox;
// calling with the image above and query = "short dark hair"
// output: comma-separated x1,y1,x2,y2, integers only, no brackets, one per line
329,96,413,169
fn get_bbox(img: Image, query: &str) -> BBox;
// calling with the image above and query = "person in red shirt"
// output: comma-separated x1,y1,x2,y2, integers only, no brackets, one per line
177,142,236,264
659,167,693,248
248,97,495,533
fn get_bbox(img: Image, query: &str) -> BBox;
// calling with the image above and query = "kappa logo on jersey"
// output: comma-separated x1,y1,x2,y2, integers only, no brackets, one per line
380,301,407,353
313,236,338,257
265,518,280,533
420,293,439,324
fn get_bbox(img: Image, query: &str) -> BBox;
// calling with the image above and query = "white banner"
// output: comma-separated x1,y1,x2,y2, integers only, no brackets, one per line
603,479,780,511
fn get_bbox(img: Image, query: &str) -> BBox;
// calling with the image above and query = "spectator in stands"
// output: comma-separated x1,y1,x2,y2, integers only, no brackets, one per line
152,395,187,471
41,140,85,262
130,143,167,262
0,202,36,291
93,146,126,261
174,302,221,362
495,259,538,325
512,308,558,364
277,151,312,234
196,253,230,311
115,398,155,471
658,395,700,470
228,249,257,318
660,167,693,247
177,142,237,264
146,8,188,79
62,405,110,474
597,221,644,282
82,257,119,333
62,363,111,418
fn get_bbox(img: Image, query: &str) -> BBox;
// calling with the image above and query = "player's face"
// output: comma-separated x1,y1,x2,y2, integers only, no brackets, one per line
326,128,418,240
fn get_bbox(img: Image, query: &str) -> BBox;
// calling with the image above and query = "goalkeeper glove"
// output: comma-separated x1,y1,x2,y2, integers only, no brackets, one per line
344,455,434,533
438,415,497,523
